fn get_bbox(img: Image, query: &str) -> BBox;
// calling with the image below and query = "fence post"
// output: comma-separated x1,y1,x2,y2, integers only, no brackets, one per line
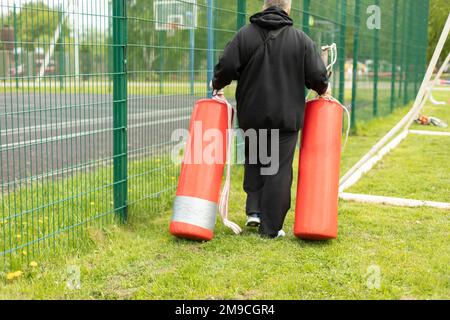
338,0,346,104
235,0,247,164
206,0,214,98
302,0,311,36
413,3,419,95
13,4,19,90
403,1,413,105
185,9,195,95
237,0,246,30
189,27,195,95
398,0,407,101
158,31,165,95
108,0,113,85
59,5,65,90
351,0,361,132
333,0,340,97
422,0,431,77
390,0,399,112
113,0,128,223
372,0,380,117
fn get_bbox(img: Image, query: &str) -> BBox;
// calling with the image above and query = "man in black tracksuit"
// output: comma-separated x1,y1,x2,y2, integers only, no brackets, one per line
212,2,329,238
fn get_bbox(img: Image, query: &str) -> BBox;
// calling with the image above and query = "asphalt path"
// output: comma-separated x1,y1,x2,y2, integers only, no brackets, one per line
0,93,202,185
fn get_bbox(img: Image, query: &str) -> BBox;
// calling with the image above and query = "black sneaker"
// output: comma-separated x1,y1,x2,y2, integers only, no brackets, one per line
246,213,261,228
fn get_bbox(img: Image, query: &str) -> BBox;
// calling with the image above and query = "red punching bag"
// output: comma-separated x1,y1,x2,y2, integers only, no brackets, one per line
170,98,240,241
294,97,343,240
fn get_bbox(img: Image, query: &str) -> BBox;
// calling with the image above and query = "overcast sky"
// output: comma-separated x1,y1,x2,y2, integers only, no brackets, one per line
1,0,110,32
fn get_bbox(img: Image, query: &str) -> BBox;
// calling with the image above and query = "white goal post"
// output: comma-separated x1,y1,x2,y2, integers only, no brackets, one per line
338,14,450,210
339,13,450,192
340,193,450,210
420,52,450,107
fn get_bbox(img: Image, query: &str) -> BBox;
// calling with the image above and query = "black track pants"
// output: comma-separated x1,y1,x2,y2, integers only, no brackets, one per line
243,130,299,237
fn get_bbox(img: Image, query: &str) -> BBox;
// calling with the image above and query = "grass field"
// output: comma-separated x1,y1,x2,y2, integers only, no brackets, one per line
348,89,450,202
0,90,449,300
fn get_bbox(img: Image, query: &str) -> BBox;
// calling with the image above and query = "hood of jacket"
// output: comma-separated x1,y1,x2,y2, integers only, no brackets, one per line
250,6,294,30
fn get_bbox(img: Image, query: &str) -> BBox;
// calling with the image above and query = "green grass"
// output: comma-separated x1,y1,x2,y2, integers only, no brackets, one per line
1,80,394,105
1,203,449,299
0,91,449,300
348,135,450,202
348,90,450,202
1,81,213,96
0,156,178,271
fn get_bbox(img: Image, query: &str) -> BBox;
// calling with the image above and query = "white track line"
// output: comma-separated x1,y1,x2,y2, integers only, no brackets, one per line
1,107,192,137
433,87,450,91
409,130,450,136
1,116,191,150
340,193,450,210
339,130,409,192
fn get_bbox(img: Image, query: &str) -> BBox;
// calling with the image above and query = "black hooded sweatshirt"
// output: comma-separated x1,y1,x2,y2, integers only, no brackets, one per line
212,6,329,132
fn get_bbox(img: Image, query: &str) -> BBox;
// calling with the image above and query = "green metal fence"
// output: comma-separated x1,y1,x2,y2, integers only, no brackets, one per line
0,0,429,270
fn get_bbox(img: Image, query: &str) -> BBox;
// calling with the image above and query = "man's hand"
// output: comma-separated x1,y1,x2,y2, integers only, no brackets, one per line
313,84,332,98
210,81,225,99
213,89,225,99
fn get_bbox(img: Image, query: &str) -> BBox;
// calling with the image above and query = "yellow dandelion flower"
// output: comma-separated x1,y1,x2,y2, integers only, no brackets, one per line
6,273,15,280
16,234,21,239
29,261,38,268
22,250,27,256
13,271,23,278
